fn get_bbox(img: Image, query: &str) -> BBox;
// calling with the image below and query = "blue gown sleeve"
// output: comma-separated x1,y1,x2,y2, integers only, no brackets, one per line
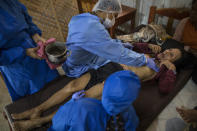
0,47,25,65
80,39,146,66
19,3,41,36
67,14,146,66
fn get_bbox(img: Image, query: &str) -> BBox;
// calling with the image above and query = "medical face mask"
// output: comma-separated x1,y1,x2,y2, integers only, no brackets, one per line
103,14,115,28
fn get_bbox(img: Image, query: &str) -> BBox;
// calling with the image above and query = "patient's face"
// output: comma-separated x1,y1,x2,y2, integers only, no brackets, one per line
157,48,181,62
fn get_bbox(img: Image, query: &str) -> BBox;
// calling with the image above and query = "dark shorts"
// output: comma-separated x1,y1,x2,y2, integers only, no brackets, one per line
85,62,123,90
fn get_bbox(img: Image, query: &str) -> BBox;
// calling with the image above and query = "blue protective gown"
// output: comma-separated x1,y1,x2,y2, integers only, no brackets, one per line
0,0,59,101
62,13,146,77
49,98,110,131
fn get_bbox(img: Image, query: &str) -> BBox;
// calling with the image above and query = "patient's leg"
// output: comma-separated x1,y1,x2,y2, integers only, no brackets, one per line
13,111,56,131
85,82,104,99
12,81,104,130
12,73,91,120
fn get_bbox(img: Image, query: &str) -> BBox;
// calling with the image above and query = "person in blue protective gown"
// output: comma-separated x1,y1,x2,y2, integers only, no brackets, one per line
0,0,59,101
49,98,110,131
49,70,140,131
62,0,157,77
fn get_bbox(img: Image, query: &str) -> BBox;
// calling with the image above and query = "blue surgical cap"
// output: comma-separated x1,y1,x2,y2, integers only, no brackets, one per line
102,70,140,116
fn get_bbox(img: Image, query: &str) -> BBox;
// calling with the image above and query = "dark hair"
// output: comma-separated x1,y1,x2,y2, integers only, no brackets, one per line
161,39,196,72
193,0,197,5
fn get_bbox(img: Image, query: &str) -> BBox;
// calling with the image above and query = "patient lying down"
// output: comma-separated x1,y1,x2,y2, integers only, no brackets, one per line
11,39,190,131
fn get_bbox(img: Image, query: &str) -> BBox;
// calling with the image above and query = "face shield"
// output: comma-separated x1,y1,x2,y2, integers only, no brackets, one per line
92,0,122,28
92,0,122,14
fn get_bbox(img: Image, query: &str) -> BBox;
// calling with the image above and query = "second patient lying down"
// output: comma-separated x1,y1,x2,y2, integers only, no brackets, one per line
11,39,192,130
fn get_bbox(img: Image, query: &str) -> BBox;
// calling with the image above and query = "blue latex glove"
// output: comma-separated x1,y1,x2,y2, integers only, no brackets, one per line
122,43,134,50
146,58,160,72
72,90,85,101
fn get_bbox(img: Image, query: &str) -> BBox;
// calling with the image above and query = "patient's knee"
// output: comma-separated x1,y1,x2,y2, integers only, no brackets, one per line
85,82,104,99
69,73,91,92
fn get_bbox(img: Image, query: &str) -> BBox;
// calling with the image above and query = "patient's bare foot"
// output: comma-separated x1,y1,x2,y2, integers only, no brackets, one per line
176,106,197,123
13,111,55,131
13,120,41,131
11,108,41,120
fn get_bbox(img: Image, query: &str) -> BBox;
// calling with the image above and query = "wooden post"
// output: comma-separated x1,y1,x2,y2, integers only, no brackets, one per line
148,6,157,24
76,0,83,13
131,9,136,32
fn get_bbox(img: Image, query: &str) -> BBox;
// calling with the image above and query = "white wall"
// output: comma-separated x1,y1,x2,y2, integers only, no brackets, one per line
121,0,193,25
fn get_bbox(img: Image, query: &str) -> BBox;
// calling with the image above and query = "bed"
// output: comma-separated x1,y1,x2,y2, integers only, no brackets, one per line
3,68,193,131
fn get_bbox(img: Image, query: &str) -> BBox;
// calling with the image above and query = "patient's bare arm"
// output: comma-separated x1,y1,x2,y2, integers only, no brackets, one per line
120,64,157,81
12,73,91,120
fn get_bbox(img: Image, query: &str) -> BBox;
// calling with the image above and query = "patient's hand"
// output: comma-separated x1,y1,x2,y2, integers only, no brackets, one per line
148,44,161,54
159,60,176,71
